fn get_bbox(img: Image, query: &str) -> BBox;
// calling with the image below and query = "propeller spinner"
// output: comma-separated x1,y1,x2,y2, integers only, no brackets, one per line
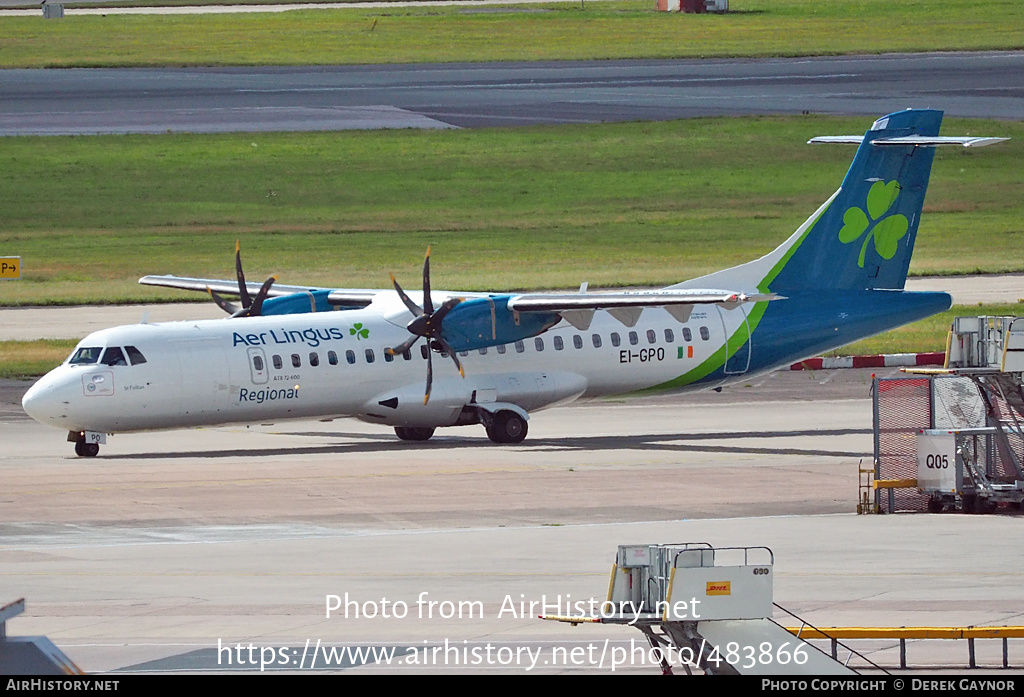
206,241,278,318
386,247,465,404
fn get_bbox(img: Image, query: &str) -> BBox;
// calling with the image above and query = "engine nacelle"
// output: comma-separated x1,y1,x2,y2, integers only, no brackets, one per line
441,295,561,352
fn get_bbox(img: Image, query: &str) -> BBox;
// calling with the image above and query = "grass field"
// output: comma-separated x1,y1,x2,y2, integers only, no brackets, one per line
1,116,1021,306
1,0,1023,68
0,340,78,379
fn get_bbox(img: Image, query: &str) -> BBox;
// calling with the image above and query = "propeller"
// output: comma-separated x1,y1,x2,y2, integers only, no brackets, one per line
207,241,278,318
386,246,465,404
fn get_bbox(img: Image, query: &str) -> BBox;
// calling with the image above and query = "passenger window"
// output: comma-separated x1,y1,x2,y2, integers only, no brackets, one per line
700,326,710,341
328,351,338,366
384,350,394,363
535,338,544,352
309,352,320,367
365,349,375,364
611,332,621,347
346,350,356,365
573,335,583,349
125,346,147,365
273,355,283,370
479,347,488,355
69,347,102,365
291,354,301,368
253,356,264,372
459,350,469,357
101,347,127,367
592,334,602,348
682,327,692,342
628,331,639,346
664,329,675,343
402,350,412,361
647,329,656,344
554,336,564,351
515,341,525,353
421,345,430,360
496,344,506,355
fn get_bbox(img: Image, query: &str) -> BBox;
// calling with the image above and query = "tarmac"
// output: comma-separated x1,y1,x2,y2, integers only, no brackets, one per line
2,366,1023,674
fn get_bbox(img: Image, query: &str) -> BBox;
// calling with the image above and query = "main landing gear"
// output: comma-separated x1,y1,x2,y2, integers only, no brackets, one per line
392,409,529,445
484,410,528,444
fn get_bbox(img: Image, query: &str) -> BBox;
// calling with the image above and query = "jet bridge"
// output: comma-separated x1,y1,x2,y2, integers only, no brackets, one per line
543,543,862,675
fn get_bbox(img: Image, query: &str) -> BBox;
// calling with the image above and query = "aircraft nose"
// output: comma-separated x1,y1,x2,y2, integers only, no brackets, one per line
22,376,67,427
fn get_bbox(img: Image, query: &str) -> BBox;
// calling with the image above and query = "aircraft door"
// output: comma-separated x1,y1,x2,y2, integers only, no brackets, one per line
247,347,269,385
717,304,752,375
174,339,231,417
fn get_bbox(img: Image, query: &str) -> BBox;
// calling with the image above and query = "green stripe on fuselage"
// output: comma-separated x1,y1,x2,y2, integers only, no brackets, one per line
645,199,831,391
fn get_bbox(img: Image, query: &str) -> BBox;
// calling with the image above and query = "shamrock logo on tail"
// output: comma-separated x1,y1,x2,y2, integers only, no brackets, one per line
838,180,909,268
349,323,369,340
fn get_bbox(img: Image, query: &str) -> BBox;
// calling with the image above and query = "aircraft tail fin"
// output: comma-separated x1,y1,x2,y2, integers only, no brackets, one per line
672,110,1005,295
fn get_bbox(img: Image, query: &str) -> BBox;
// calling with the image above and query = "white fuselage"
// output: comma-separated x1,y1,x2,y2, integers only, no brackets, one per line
22,291,748,435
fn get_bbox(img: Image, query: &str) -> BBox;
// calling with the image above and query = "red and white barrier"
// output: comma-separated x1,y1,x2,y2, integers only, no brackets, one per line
790,352,945,371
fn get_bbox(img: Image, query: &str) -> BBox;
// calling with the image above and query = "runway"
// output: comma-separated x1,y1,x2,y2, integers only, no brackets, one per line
2,51,1022,135
3,368,1023,673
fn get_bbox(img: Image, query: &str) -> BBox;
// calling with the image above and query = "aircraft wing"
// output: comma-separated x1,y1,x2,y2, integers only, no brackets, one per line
140,274,779,328
139,275,379,308
506,289,779,329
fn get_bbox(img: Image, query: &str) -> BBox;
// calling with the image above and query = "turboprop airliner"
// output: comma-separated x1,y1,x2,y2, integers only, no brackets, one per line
22,110,1007,456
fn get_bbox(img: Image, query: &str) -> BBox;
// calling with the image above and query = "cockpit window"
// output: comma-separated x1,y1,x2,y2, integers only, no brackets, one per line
125,346,147,366
69,347,102,365
100,347,128,367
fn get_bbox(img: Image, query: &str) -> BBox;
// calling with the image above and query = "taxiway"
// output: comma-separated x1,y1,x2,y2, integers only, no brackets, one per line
2,52,1022,134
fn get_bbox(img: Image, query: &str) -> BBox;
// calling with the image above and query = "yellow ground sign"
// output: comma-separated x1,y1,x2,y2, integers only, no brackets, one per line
0,257,20,279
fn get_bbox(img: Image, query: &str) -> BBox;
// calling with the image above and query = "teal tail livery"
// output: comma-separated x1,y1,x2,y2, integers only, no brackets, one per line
666,108,1007,389
25,110,1008,455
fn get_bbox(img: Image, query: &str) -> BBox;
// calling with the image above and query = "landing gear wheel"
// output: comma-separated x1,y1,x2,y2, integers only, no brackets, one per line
927,498,944,514
485,410,528,444
74,441,99,457
394,426,435,441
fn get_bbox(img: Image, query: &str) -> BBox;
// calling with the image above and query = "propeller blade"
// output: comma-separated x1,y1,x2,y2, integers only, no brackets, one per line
247,275,278,317
422,246,433,315
235,240,252,310
207,287,240,315
437,337,465,378
390,272,423,317
431,297,462,325
386,335,420,357
424,349,433,405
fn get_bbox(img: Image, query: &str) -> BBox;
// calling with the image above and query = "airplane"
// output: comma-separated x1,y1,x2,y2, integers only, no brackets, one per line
21,109,1008,457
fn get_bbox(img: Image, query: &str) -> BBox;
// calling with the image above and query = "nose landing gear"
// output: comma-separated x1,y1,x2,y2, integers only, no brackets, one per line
68,431,102,457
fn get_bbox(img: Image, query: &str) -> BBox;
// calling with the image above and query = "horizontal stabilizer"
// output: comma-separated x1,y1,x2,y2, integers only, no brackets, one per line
809,135,1009,148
